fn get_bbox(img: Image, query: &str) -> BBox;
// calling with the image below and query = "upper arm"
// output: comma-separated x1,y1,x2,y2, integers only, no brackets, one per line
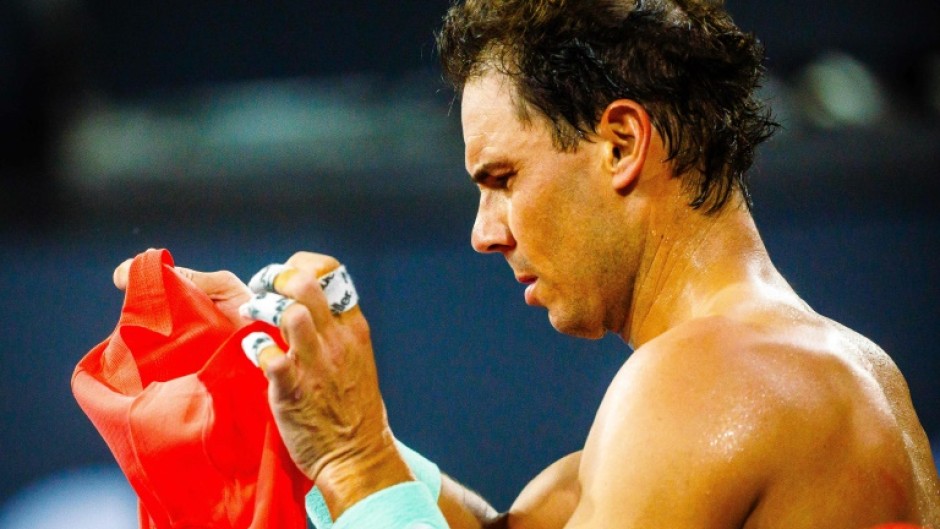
435,453,582,529
566,336,776,528
506,451,582,529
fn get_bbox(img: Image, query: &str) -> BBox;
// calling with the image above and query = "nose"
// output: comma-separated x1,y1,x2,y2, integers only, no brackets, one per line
471,191,515,254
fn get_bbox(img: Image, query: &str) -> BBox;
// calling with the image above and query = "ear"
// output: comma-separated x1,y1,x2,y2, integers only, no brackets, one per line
597,99,651,192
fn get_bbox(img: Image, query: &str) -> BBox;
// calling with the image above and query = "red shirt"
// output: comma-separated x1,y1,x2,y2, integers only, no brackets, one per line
72,249,312,528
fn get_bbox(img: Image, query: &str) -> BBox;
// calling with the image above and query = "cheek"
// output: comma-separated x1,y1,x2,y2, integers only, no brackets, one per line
510,154,601,260
509,185,563,251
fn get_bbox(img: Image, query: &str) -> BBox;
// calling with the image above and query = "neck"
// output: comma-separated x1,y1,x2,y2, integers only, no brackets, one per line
619,198,780,348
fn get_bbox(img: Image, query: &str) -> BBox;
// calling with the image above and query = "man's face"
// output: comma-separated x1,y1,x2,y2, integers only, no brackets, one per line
461,72,636,339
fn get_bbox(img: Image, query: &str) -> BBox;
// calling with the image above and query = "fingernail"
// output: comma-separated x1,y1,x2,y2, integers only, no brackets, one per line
241,332,276,368
238,292,295,326
248,263,290,294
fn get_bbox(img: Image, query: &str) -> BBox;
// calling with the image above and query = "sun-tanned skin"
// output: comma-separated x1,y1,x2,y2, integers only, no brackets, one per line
112,52,939,529
430,72,940,528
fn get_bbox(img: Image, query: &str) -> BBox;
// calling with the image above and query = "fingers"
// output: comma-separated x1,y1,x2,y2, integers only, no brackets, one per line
239,252,363,379
240,301,325,400
238,293,325,369
247,263,290,294
284,252,341,278
240,330,302,402
113,257,249,301
241,332,287,372
113,259,133,291
239,291,296,327
238,253,382,485
176,268,249,299
243,252,360,332
282,253,344,330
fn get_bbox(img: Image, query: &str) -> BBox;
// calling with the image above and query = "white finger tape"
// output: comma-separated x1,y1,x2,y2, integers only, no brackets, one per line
244,262,360,318
238,291,296,326
319,265,359,315
241,332,276,368
248,263,290,294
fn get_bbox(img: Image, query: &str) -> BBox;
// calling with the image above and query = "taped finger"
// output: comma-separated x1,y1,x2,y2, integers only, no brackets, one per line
318,265,359,315
240,332,286,372
239,291,296,326
113,259,133,290
248,263,291,294
246,263,359,316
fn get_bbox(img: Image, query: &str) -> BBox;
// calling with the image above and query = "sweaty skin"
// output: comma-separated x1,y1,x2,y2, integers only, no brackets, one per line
448,72,940,528
111,69,940,528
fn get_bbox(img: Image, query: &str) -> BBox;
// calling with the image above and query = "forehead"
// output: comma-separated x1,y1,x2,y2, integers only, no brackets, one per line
460,73,553,173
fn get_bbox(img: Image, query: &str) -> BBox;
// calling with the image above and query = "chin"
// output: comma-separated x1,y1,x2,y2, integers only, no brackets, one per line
547,310,606,340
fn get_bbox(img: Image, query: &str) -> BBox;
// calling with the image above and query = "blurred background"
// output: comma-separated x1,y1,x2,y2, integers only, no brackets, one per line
1,0,938,526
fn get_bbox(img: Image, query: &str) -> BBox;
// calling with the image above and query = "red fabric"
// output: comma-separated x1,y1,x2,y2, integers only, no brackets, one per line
72,249,312,529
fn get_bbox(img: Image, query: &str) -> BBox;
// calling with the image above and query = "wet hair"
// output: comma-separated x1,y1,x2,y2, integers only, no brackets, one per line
436,0,778,212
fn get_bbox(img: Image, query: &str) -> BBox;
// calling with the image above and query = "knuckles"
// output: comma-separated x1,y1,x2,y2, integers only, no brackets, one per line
279,302,315,332
286,252,341,277
211,270,242,287
285,271,328,306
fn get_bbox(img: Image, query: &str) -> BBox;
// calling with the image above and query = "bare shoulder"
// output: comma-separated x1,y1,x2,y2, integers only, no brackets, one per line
574,308,940,527
572,316,791,526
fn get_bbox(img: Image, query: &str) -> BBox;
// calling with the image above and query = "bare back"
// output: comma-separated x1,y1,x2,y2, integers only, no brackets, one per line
736,307,940,527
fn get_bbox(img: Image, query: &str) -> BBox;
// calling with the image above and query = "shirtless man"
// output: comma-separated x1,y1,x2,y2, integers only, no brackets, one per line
115,0,940,527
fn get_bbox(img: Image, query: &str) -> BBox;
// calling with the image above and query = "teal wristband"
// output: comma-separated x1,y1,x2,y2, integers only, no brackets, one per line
396,441,442,499
333,481,448,529
306,441,442,529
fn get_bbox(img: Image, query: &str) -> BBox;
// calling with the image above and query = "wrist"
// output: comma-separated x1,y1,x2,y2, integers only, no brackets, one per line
316,433,414,520
306,439,442,529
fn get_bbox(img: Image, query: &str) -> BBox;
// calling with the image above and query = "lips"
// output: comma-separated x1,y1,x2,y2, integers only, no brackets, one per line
515,275,540,306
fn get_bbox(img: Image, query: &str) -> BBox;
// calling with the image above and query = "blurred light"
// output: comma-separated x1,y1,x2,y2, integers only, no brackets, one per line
797,51,887,129
57,73,464,201
0,465,137,529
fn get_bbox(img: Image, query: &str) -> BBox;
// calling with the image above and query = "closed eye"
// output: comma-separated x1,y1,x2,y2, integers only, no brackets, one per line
471,162,515,190
488,172,513,189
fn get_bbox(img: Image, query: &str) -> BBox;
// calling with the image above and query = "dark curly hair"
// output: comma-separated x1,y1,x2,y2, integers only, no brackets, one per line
436,0,778,212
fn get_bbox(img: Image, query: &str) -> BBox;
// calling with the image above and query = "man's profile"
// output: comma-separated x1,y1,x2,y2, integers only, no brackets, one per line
107,0,940,527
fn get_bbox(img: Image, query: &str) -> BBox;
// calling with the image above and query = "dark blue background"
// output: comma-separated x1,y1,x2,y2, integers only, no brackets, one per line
1,0,938,514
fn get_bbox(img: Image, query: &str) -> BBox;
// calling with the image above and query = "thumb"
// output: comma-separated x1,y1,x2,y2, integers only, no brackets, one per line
175,267,247,298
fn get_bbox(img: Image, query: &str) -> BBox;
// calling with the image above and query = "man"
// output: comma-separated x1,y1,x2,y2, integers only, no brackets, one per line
115,0,940,527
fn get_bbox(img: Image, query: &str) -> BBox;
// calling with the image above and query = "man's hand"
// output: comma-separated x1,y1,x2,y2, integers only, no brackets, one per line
113,257,252,325
241,252,412,518
114,251,412,518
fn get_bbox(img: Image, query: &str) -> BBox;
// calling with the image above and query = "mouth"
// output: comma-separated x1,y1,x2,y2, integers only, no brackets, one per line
515,274,540,306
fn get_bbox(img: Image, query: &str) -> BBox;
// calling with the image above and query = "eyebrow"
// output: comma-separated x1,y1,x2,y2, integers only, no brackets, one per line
470,161,514,184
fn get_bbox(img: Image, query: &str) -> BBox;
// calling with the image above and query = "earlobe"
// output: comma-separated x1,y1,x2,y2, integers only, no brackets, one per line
598,100,651,193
